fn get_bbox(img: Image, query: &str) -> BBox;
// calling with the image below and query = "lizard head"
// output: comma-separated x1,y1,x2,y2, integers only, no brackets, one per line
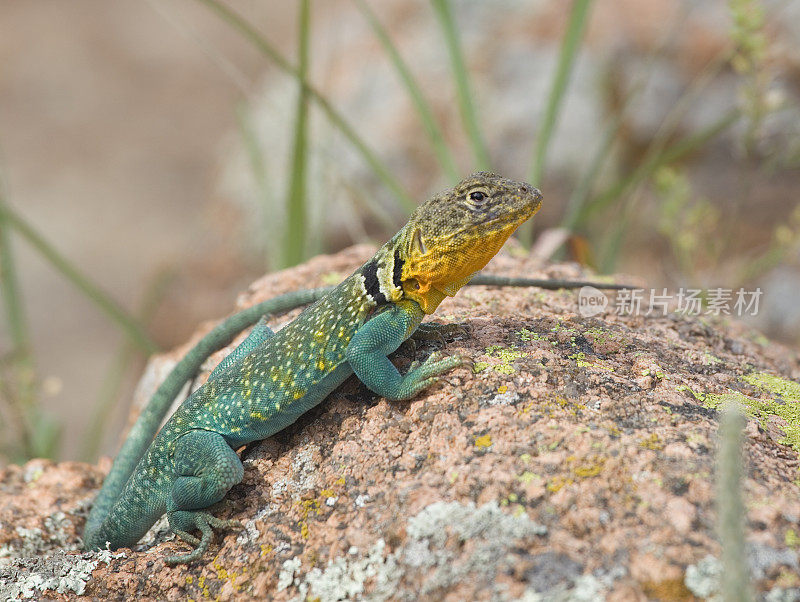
396,172,542,313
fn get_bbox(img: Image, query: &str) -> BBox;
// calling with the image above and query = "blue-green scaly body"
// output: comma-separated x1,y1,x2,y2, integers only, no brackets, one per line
87,268,395,551
84,172,543,563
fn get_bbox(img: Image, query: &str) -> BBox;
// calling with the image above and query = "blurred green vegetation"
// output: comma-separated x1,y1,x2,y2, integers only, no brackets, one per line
0,0,797,489
1,3,794,587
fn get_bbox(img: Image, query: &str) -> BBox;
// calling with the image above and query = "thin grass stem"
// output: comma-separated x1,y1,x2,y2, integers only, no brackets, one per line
529,0,593,187
0,203,157,354
355,0,459,181
236,104,280,268
80,270,173,462
519,0,593,247
0,182,38,458
283,0,312,267
717,402,753,602
194,0,416,212
430,0,490,170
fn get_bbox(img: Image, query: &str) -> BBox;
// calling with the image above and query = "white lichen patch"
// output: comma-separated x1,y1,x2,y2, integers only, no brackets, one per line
486,391,520,406
236,505,278,544
0,548,125,600
284,500,550,602
293,539,401,602
272,444,322,501
685,546,800,602
402,500,548,595
684,555,722,601
0,511,80,565
277,556,302,592
515,574,605,602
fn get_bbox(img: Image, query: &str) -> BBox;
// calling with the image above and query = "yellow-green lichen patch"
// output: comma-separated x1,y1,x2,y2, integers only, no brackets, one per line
749,331,771,347
570,352,614,372
639,433,665,451
473,344,530,375
550,323,579,337
536,395,588,419
582,326,630,354
744,372,800,400
294,477,347,541
545,456,606,492
640,367,667,379
474,434,493,449
516,471,540,485
472,362,490,374
570,455,606,478
516,327,544,342
680,371,800,458
547,475,573,493
297,497,324,540
211,555,247,594
785,528,799,549
499,492,518,506
498,493,528,518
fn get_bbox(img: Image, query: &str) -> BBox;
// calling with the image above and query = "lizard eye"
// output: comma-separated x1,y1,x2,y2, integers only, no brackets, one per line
467,190,489,206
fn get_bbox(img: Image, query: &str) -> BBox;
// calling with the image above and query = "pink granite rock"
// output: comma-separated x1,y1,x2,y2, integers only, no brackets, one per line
1,247,798,600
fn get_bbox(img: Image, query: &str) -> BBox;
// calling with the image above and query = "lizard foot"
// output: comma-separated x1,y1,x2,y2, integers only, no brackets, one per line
165,510,243,565
396,351,463,398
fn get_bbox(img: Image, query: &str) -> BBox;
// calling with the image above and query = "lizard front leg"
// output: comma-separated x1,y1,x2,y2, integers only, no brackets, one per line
165,429,244,564
346,300,462,401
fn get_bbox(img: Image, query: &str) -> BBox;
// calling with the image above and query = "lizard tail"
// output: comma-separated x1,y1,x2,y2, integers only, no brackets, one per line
83,287,333,549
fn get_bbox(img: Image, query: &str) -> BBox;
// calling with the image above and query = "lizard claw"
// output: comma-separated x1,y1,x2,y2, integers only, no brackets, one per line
165,511,242,565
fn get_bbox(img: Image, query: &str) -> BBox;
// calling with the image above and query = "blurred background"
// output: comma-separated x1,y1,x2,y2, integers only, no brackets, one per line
1,0,798,463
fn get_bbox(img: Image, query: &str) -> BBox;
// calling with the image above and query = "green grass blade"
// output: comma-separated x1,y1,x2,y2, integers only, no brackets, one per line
585,108,740,226
529,0,593,187
0,203,158,354
236,104,280,268
519,0,593,247
80,269,173,462
355,0,459,181
0,182,40,459
717,402,753,602
283,0,312,268
0,189,31,366
430,0,491,170
595,109,740,271
194,0,416,212
561,110,625,231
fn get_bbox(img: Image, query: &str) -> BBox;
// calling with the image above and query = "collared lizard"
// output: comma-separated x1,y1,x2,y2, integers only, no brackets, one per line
82,172,621,564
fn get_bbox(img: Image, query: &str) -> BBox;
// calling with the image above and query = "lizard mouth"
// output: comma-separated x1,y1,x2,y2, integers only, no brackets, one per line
472,188,542,234
471,205,537,236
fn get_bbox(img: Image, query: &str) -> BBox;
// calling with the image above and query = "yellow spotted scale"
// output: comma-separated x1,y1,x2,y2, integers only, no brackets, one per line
84,172,543,564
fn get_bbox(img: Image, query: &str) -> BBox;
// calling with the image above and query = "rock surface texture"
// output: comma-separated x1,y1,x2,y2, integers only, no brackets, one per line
1,246,799,601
